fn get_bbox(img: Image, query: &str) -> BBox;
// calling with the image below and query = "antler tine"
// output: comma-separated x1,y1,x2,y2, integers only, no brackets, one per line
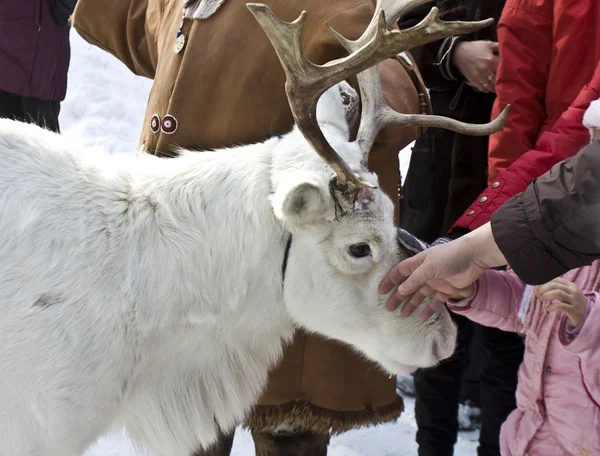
247,3,374,193
248,2,498,193
329,4,507,158
329,0,433,162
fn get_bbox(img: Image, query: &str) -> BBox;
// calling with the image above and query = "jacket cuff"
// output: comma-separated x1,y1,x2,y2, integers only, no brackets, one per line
491,189,569,285
437,36,468,82
446,282,479,313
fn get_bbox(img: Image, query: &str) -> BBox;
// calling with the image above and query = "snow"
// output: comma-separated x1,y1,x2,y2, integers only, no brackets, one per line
62,30,478,456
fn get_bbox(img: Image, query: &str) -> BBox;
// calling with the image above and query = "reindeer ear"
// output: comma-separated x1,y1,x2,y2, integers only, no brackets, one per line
272,172,333,225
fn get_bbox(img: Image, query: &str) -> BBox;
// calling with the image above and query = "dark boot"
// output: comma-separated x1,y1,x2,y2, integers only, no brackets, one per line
191,429,235,456
251,429,330,456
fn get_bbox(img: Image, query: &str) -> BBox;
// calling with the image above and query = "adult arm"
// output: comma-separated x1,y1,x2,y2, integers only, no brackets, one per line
381,141,600,318
486,0,553,181
492,140,600,285
71,0,159,78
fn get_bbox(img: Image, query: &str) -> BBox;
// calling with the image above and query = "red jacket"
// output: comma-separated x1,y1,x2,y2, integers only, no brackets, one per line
451,0,600,234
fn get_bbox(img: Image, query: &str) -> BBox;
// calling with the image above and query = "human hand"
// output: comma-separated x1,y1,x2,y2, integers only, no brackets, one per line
449,284,475,302
536,278,588,327
379,223,506,320
452,40,499,93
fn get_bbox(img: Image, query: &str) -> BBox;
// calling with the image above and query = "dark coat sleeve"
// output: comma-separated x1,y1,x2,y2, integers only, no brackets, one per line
50,0,78,25
398,0,469,91
491,140,600,284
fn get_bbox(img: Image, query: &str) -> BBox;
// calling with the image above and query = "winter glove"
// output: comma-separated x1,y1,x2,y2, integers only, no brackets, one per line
396,228,451,257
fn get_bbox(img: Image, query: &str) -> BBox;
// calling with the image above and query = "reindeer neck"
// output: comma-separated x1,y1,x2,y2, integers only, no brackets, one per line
122,143,292,334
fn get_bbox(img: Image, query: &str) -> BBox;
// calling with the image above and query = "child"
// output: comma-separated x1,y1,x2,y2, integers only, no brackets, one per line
447,262,600,456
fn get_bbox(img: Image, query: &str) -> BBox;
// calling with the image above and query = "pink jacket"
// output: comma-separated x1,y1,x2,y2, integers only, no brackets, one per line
449,264,600,456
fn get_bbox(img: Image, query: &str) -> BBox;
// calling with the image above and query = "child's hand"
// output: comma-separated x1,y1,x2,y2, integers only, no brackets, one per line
448,284,475,302
536,278,587,326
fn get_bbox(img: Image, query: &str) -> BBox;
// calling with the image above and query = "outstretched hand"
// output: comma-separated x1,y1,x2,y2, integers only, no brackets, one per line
380,223,506,320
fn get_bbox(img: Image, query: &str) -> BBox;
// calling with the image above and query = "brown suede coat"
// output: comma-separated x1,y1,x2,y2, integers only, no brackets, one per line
72,0,430,434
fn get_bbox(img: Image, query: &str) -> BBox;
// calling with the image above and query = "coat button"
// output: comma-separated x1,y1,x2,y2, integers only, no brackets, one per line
150,114,161,134
535,363,541,373
466,209,475,216
545,365,552,373
479,196,488,203
491,182,500,189
161,114,178,135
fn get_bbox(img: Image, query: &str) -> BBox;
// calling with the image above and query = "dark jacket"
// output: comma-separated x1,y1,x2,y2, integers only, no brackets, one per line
0,0,75,101
492,140,600,285
398,0,505,243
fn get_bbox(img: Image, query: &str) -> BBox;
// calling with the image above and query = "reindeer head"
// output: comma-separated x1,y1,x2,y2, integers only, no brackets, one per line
251,0,509,373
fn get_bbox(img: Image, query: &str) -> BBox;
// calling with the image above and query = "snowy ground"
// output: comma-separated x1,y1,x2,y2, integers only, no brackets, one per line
62,30,479,456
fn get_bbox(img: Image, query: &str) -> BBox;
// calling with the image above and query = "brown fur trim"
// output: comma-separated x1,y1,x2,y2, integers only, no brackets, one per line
243,397,404,436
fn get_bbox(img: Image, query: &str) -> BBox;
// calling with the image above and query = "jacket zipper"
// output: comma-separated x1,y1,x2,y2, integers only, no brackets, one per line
27,0,44,91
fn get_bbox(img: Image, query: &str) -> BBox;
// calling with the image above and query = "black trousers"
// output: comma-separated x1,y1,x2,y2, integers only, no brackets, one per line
414,315,524,456
0,89,61,133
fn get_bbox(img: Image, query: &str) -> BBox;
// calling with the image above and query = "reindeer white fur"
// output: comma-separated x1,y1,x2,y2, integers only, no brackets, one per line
0,83,456,456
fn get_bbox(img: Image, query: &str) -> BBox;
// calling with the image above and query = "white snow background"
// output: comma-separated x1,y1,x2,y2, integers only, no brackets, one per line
60,30,480,456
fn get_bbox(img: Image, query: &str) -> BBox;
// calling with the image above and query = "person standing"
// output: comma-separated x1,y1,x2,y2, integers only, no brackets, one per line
398,2,521,455
71,0,431,454
0,0,77,132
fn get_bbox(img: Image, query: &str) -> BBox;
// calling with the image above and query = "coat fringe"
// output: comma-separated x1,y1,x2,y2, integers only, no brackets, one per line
243,397,405,436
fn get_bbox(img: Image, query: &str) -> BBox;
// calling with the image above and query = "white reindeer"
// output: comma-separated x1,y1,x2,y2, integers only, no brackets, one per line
0,2,508,455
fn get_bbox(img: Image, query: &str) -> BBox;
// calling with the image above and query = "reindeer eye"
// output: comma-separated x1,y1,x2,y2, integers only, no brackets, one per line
348,243,371,258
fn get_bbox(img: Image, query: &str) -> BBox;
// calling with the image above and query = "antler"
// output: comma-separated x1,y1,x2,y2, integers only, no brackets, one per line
329,0,510,160
247,2,508,194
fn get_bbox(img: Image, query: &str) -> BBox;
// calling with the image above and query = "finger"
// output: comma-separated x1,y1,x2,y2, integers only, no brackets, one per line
485,71,496,89
490,55,500,74
395,263,435,298
379,255,422,295
536,280,573,296
385,291,404,312
538,289,572,303
418,293,448,321
466,80,489,93
426,278,464,297
476,82,491,93
402,285,435,317
547,303,575,323
543,277,572,287
480,81,494,93
547,302,570,313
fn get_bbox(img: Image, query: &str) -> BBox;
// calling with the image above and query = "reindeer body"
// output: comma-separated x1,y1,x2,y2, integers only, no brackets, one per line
0,120,299,454
0,79,460,454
